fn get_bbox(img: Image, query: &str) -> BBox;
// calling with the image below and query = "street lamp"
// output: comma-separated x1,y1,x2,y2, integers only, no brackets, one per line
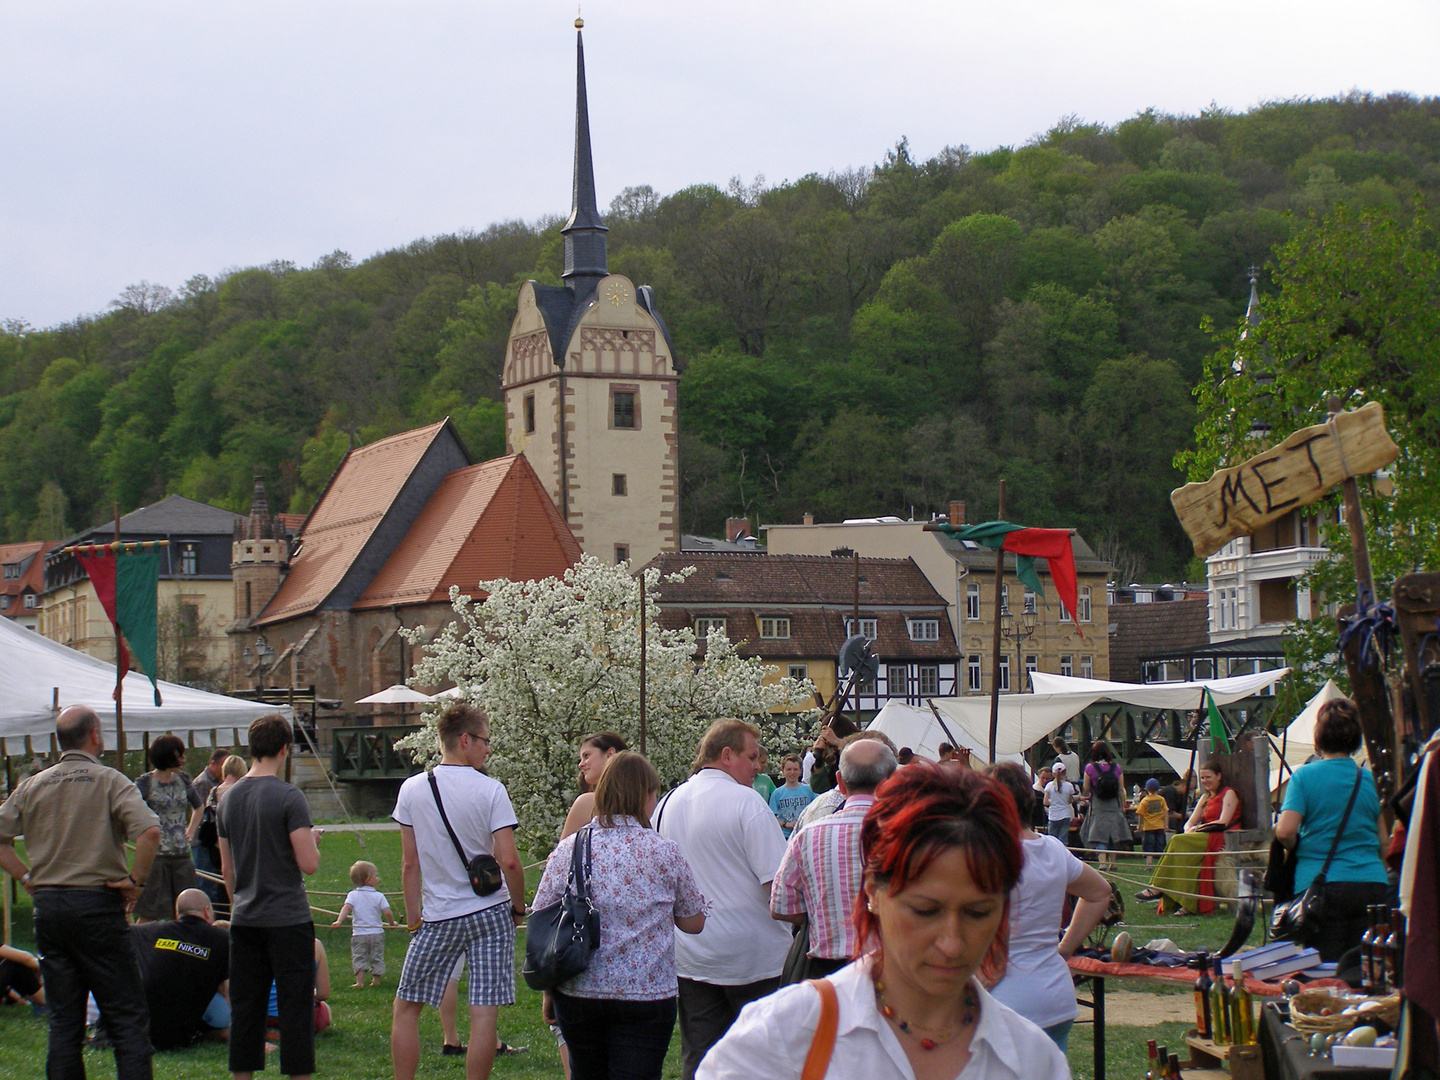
999,608,1038,692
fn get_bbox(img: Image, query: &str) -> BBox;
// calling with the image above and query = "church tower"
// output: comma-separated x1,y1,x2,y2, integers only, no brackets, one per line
501,20,681,567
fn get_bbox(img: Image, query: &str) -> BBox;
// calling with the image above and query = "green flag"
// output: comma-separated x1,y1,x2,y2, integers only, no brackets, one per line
1205,688,1230,753
116,551,162,705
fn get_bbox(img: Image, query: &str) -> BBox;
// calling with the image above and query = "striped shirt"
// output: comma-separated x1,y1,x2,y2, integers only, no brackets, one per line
769,794,874,960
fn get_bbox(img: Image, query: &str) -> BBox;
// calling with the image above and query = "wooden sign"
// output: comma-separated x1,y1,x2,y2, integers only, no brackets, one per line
1171,402,1399,558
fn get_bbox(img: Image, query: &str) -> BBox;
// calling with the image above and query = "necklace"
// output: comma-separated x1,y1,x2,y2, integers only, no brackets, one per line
874,979,978,1051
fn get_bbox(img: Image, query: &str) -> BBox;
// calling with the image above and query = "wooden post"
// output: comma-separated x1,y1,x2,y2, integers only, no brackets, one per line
638,574,647,756
113,506,125,772
988,481,1007,763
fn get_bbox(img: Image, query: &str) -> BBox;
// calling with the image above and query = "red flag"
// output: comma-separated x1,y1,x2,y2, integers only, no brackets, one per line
1000,528,1082,638
76,548,130,695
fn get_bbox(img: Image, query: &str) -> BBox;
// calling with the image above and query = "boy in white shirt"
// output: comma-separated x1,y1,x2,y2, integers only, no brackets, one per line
331,860,397,987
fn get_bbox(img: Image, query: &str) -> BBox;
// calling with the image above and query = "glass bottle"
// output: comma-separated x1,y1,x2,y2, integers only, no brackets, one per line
1230,958,1255,1045
1386,906,1406,991
1193,950,1213,1037
1371,907,1391,993
1209,957,1230,1045
1168,1052,1184,1079
1359,905,1378,994
1144,1039,1159,1080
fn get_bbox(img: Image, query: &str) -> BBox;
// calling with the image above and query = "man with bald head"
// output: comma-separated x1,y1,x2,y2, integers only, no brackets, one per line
131,888,232,1050
0,705,161,1080
770,737,898,978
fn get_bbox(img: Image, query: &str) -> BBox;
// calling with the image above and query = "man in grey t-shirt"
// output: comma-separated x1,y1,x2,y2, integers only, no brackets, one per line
218,715,322,1080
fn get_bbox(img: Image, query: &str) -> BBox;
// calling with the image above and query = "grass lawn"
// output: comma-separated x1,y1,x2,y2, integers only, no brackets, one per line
0,834,1251,1078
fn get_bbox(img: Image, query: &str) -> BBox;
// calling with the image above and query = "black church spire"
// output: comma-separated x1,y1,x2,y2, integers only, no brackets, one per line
562,19,608,297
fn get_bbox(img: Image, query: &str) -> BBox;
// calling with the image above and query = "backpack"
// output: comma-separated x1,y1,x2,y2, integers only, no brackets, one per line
1092,764,1120,801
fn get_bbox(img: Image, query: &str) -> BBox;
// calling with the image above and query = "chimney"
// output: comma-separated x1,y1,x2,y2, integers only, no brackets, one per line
949,500,966,526
725,516,751,543
802,512,814,526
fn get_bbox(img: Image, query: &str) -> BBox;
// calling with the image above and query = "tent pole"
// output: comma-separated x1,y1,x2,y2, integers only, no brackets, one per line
113,505,125,773
988,480,1006,764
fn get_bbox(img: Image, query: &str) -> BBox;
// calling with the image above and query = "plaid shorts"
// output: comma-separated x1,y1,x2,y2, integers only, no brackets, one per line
351,933,385,975
396,903,514,1007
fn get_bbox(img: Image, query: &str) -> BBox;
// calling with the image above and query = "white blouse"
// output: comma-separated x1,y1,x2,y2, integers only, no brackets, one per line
697,955,1070,1080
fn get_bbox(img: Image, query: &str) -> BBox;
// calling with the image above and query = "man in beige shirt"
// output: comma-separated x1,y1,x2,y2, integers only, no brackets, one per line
0,705,161,1080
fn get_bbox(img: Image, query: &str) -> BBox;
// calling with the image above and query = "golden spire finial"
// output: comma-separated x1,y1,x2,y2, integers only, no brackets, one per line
575,7,583,29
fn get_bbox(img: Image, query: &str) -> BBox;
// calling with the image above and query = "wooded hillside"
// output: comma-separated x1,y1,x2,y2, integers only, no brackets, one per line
3,93,1437,578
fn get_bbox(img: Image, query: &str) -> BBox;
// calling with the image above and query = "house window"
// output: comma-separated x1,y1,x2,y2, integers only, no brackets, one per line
24,594,36,610
918,665,939,697
245,581,252,618
611,388,637,429
695,617,727,639
180,602,200,634
612,473,627,496
1024,654,1038,689
760,617,791,640
999,584,1009,614
967,654,982,691
965,583,980,621
524,393,536,434
180,544,198,575
887,664,908,697
2,563,17,579
1193,658,1216,680
0,596,8,610
1078,586,1092,622
1023,588,1037,615
789,664,808,681
998,655,1010,692
1080,655,1093,679
845,617,877,639
1060,654,1073,677
614,544,630,564
907,618,939,642
1134,589,1153,603
1060,599,1072,622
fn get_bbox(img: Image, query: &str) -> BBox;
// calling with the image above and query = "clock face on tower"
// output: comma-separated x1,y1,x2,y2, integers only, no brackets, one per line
605,282,629,307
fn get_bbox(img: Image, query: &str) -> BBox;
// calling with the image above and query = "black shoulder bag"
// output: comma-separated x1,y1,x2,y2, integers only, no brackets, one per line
428,770,503,897
522,824,601,990
1271,766,1364,944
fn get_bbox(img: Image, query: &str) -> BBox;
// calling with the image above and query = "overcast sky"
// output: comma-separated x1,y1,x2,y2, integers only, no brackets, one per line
3,1,1437,330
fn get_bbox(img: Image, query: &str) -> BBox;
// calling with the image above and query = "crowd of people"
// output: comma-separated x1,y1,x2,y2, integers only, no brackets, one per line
0,691,1397,1080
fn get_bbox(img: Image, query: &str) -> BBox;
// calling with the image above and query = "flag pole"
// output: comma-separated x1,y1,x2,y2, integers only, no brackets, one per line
638,573,647,757
988,480,1006,763
113,505,125,772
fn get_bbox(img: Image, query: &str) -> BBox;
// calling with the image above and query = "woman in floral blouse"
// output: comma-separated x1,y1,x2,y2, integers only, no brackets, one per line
533,751,707,1080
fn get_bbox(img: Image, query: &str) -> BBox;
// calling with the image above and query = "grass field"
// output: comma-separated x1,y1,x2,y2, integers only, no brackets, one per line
0,833,1247,1078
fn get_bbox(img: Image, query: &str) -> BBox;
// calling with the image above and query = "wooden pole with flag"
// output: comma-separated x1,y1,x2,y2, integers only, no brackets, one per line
638,573,647,757
988,480,1006,763
113,505,124,772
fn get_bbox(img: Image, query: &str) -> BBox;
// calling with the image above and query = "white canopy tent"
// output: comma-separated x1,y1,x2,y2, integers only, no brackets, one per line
0,617,291,754
1267,679,1361,790
867,702,1028,766
887,668,1291,761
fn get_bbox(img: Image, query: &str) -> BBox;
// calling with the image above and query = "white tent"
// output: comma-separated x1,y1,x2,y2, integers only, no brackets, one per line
893,667,1291,760
1268,679,1361,790
867,702,1028,766
0,617,291,754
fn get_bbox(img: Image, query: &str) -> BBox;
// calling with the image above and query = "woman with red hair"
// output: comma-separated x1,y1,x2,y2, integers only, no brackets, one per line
698,764,1069,1080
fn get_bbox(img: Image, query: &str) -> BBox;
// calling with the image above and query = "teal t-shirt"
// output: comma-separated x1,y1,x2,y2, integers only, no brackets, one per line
769,783,818,838
753,773,776,802
1281,758,1388,892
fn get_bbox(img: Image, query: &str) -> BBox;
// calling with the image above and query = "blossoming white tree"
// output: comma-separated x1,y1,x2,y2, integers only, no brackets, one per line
397,555,816,850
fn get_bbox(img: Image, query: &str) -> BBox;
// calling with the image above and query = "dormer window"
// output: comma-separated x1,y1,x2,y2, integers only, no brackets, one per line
695,617,727,639
2,563,18,580
907,618,939,642
760,617,791,640
845,617,877,639
24,593,36,609
180,544,198,575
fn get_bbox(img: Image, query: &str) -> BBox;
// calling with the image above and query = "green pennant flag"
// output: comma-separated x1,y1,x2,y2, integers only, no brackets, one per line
1205,688,1230,754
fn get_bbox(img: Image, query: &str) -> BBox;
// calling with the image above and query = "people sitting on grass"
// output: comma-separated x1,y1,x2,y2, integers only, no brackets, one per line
1136,759,1241,914
0,944,44,1010
331,860,398,988
131,888,231,1050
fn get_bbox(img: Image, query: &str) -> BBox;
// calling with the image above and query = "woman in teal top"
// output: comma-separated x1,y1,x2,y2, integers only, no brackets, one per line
1275,696,1390,961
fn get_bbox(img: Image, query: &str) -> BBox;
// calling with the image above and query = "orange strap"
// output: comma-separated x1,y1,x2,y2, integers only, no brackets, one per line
801,978,839,1080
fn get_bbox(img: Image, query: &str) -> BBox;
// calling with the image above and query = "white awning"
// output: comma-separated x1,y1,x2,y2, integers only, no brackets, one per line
867,702,1029,765
0,617,291,754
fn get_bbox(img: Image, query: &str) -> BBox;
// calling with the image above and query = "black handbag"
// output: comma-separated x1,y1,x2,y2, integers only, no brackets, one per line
781,918,813,985
428,771,503,897
1271,767,1364,943
196,799,219,849
522,825,600,991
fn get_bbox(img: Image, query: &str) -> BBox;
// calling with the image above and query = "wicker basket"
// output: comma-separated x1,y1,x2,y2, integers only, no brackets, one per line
1288,989,1401,1035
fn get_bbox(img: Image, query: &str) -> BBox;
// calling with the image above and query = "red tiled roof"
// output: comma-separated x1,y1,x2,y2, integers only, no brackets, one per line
354,455,582,608
256,422,450,624
648,552,956,661
1108,598,1210,683
0,540,59,618
647,552,947,607
274,513,308,536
